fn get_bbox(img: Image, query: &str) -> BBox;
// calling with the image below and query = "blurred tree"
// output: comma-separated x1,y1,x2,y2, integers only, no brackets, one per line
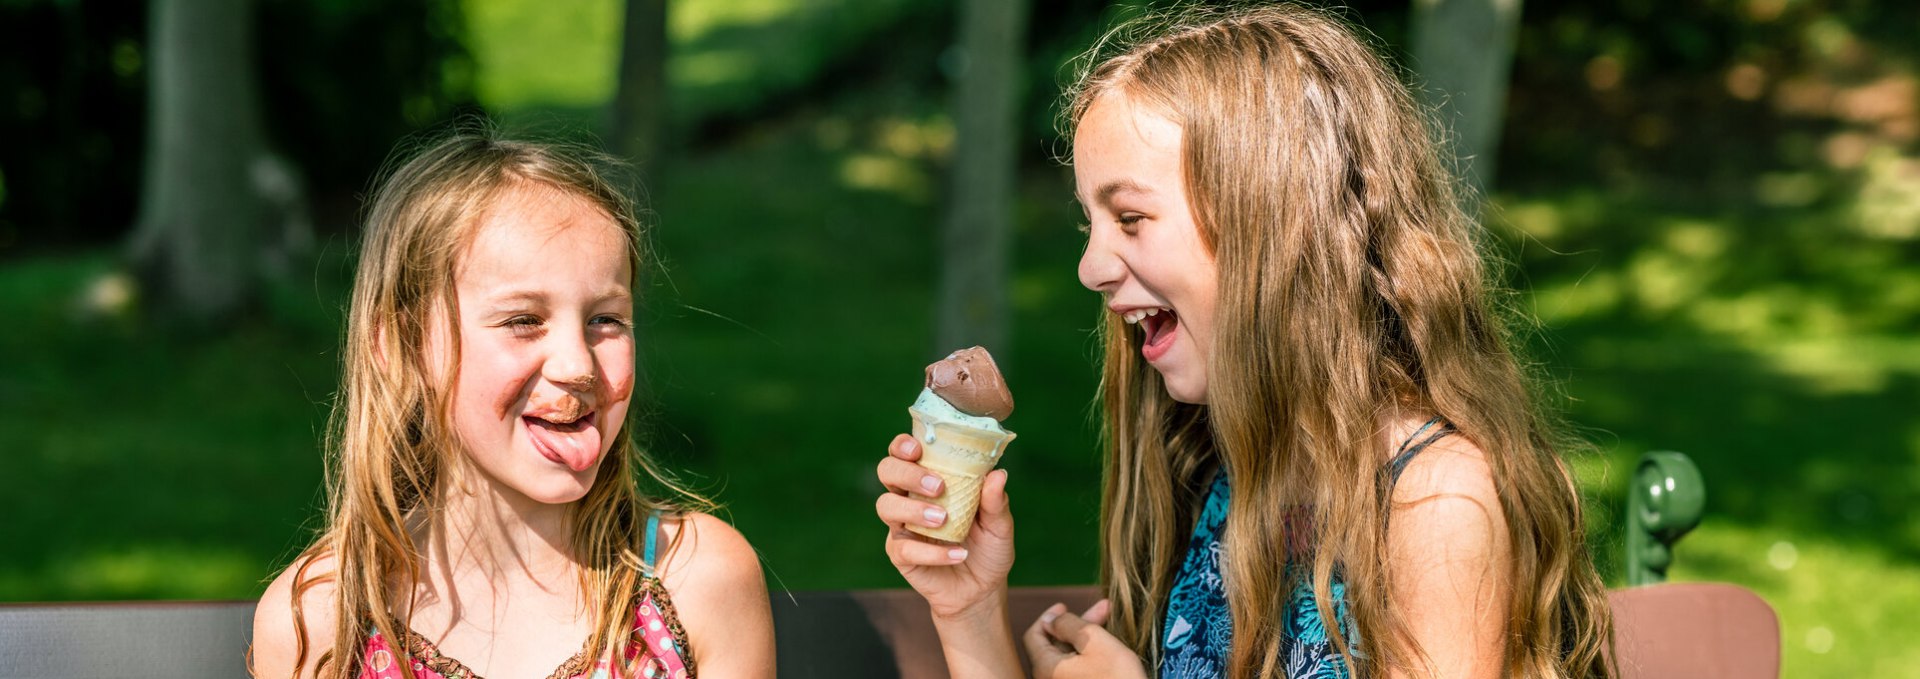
1410,0,1522,197
937,0,1029,356
612,0,667,178
127,0,308,324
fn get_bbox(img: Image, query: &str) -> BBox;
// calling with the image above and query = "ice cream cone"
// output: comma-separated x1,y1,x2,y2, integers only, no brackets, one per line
905,405,1016,543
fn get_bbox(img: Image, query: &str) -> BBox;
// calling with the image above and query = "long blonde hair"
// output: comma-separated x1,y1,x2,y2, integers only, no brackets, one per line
279,131,709,678
1066,6,1613,677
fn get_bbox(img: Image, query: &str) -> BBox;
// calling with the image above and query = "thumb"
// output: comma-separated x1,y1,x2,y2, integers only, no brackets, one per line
976,468,1012,532
1023,603,1072,677
1081,598,1112,627
1044,609,1104,653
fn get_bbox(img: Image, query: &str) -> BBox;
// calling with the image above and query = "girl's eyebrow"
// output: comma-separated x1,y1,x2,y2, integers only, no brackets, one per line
1076,179,1155,209
482,287,630,306
486,290,547,306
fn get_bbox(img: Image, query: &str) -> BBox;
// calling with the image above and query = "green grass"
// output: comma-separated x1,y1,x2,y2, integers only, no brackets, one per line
0,251,342,600
1495,188,1920,676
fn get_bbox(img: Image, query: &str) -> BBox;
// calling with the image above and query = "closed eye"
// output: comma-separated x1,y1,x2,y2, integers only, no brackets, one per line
502,315,544,338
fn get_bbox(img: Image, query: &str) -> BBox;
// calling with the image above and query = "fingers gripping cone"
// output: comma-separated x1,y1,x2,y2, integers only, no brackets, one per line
906,406,1015,543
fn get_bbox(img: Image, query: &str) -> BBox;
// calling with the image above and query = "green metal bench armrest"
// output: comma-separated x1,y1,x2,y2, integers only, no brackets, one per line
1625,450,1705,586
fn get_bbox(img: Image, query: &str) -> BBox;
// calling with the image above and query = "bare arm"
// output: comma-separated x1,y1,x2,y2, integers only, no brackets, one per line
250,553,339,679
876,434,1025,679
659,512,777,679
1384,436,1512,679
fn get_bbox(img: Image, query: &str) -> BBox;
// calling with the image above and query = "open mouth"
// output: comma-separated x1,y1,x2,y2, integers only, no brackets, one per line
523,412,602,472
524,413,591,432
1123,307,1179,360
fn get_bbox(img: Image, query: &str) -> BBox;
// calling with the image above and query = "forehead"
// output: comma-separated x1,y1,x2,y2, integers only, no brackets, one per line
457,183,630,282
1073,91,1185,198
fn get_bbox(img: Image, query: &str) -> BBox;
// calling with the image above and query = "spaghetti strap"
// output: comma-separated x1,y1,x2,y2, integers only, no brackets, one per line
643,509,662,572
1387,417,1453,484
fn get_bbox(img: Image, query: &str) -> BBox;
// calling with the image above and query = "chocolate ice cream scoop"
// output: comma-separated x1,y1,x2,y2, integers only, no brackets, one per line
925,346,1014,421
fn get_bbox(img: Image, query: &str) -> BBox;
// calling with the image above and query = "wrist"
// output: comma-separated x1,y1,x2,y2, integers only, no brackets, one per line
929,588,1009,630
929,589,1023,679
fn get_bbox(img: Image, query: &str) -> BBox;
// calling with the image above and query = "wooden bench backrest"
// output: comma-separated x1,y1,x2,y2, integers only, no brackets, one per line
1607,582,1781,679
0,584,1775,679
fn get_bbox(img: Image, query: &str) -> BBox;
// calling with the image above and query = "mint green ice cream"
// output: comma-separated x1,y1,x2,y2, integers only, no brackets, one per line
912,387,1007,440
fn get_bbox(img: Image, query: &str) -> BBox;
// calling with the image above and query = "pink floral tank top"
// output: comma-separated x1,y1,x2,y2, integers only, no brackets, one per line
360,512,694,679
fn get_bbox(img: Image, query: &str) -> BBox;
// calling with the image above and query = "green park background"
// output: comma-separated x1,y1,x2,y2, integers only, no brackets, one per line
3,1,1918,675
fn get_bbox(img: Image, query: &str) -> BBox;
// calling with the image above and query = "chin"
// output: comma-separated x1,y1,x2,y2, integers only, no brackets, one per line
1162,376,1209,404
522,474,598,505
1167,388,1208,404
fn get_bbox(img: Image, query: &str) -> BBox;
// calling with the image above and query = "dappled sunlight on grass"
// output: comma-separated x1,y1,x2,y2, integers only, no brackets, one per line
675,50,757,89
0,545,261,601
1855,146,1920,239
839,153,929,199
1496,180,1920,678
464,0,620,110
829,114,953,200
671,0,803,43
1671,523,1920,677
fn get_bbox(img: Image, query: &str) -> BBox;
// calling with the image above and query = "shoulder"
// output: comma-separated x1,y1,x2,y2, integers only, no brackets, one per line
1387,423,1502,517
251,551,343,679
656,511,764,594
655,512,776,676
1381,423,1513,673
1385,425,1508,559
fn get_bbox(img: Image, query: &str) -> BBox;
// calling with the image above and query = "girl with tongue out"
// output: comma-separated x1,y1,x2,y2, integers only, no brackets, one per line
252,133,774,679
876,6,1614,679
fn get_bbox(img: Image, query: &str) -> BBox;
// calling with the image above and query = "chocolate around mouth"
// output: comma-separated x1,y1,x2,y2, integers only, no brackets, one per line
525,391,592,423
525,413,593,432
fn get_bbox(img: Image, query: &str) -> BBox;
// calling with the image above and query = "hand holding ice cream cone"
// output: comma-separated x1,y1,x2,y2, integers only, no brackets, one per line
876,346,1022,620
905,347,1016,543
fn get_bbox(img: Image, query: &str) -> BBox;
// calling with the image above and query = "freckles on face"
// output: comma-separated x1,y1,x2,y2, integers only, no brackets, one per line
1074,91,1220,404
441,183,639,499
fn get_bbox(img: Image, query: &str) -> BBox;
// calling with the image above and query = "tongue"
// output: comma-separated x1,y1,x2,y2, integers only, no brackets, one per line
1148,314,1178,348
527,419,602,472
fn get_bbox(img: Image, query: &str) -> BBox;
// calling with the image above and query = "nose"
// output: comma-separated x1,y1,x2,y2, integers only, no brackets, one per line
545,326,598,391
1078,225,1124,293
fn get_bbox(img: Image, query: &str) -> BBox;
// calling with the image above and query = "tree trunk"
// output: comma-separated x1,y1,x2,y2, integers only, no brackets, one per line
612,0,668,179
128,0,305,325
1410,0,1522,200
935,0,1027,357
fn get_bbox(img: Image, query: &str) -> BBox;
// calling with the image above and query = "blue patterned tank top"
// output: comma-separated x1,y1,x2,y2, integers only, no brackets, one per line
1159,420,1452,679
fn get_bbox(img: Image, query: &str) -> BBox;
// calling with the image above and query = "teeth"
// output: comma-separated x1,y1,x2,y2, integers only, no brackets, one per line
1121,308,1167,324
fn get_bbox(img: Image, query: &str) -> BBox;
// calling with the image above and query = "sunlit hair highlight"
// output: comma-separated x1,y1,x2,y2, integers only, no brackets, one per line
278,129,711,678
1065,5,1613,677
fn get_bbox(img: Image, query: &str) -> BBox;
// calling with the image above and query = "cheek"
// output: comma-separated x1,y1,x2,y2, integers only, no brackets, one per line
455,345,534,420
596,340,637,404
490,378,527,420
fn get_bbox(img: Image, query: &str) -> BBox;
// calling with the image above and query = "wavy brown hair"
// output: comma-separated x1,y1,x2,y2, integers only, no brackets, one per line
1065,5,1613,677
272,131,711,679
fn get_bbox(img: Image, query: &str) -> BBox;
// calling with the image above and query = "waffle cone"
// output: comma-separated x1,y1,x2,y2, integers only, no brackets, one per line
905,406,1016,543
